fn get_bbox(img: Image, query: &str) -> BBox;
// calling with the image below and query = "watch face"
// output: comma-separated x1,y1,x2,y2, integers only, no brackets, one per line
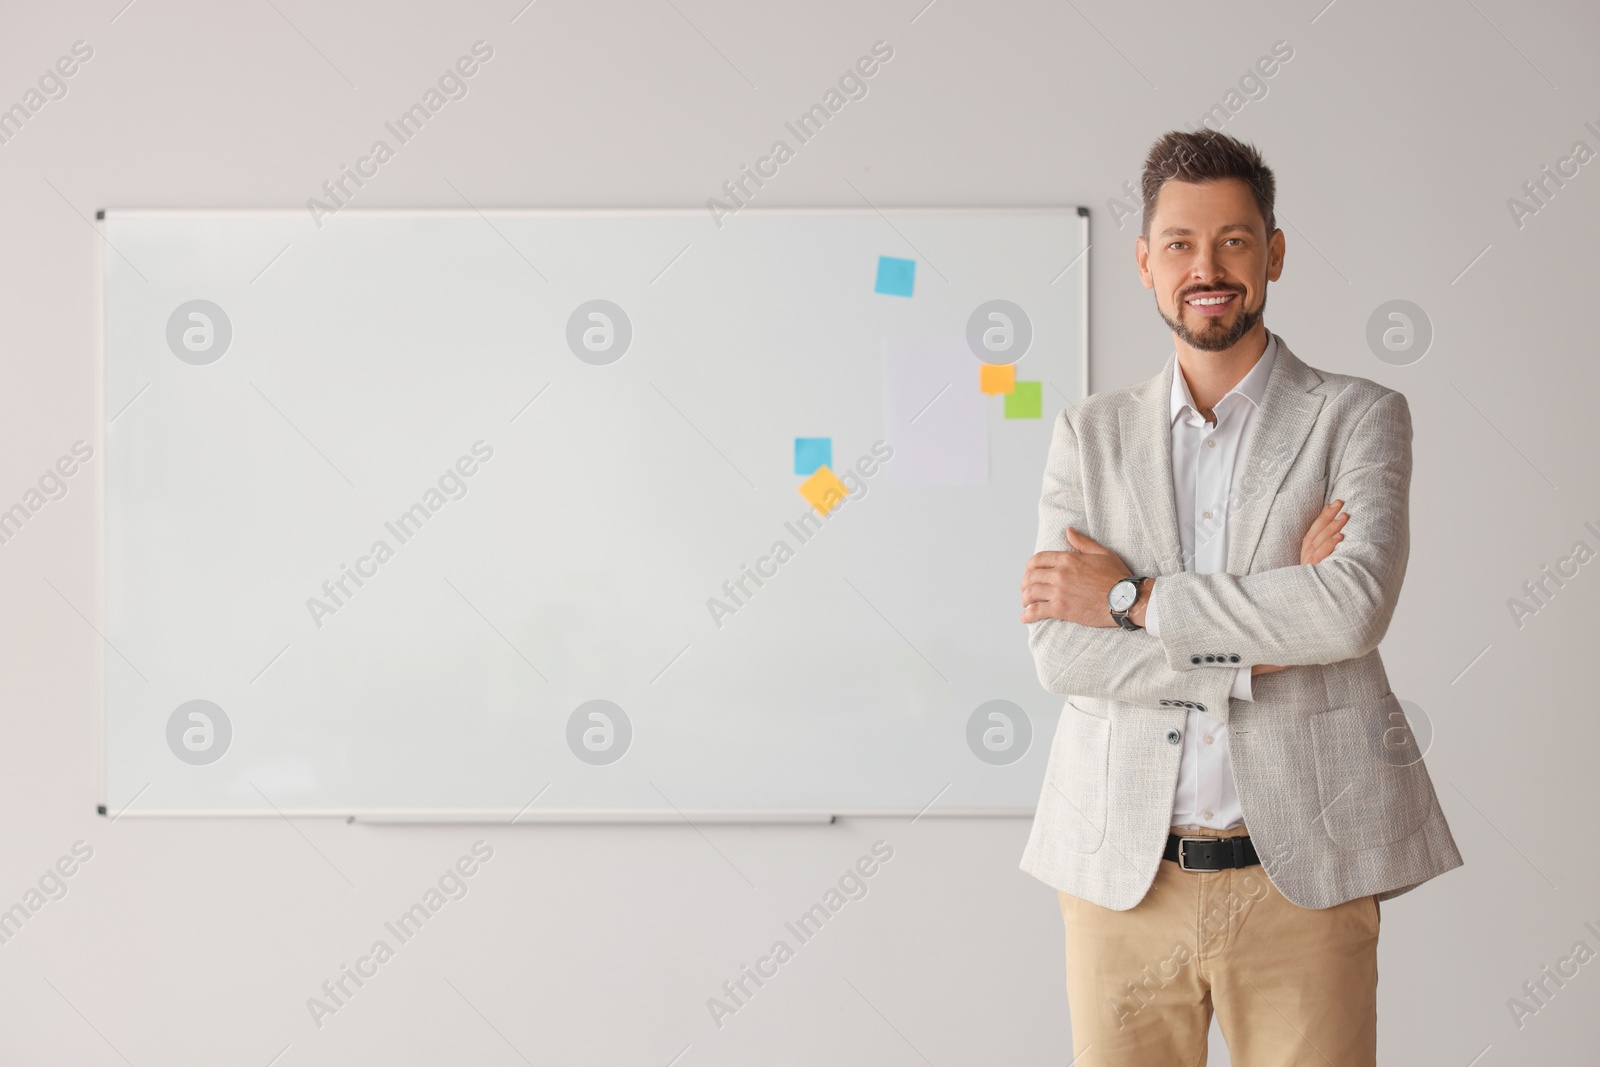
1109,579,1138,612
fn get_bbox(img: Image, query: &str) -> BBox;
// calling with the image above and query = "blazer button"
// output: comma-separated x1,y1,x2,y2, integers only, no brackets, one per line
1204,655,1216,662
1165,728,1181,744
1159,699,1170,706
1190,655,1201,664
1195,703,1207,713
1229,654,1241,663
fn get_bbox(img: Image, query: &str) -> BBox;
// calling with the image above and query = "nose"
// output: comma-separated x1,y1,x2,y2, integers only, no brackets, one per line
1191,248,1225,285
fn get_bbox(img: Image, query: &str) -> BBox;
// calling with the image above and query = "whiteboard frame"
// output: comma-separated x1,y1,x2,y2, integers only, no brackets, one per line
93,205,1091,820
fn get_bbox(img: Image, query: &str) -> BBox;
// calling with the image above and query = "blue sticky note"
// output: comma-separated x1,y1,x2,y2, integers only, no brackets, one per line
794,437,832,476
874,256,916,298
793,441,832,476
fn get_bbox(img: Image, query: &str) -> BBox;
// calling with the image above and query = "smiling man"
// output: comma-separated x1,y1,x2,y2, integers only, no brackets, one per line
1017,131,1462,1065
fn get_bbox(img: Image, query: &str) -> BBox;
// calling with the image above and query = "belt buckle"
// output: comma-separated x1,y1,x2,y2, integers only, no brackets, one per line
1177,836,1210,872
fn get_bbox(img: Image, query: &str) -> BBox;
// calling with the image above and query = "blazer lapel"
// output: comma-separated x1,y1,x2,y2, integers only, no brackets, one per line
1225,338,1325,574
1119,354,1186,576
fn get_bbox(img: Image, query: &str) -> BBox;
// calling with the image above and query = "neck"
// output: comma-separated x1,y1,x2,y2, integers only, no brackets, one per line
1174,323,1270,422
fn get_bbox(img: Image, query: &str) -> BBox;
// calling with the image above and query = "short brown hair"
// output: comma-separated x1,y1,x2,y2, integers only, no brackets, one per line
1140,130,1276,239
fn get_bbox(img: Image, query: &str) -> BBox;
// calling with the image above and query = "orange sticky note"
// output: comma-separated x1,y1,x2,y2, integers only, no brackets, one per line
799,465,849,516
980,363,1016,395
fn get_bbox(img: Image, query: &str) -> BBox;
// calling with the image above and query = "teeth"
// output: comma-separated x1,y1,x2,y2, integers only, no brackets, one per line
1188,295,1232,305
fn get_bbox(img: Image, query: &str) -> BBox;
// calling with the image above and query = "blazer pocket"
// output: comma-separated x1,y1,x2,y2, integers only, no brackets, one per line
1049,700,1109,853
1308,693,1436,850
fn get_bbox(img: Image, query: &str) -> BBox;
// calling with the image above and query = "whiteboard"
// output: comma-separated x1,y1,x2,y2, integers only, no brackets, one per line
96,207,1088,817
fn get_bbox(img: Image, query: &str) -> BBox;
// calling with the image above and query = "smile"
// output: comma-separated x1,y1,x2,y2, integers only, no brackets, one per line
1184,291,1238,316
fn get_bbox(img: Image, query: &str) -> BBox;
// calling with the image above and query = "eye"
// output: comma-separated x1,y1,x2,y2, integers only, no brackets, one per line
1167,242,1187,251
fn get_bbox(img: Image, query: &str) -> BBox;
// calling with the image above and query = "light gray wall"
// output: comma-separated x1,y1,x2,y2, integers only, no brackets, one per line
2,0,1595,1063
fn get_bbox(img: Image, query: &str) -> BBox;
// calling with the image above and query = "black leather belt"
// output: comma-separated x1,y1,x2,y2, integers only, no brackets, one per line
1164,833,1260,871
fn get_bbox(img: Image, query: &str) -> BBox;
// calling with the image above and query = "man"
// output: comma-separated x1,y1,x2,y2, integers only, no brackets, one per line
1017,130,1462,1066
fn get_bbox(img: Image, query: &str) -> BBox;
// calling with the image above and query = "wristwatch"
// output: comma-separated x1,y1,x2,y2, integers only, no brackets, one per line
1108,577,1150,631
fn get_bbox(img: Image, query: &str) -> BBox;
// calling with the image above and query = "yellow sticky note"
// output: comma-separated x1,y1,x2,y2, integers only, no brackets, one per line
980,363,1016,395
799,464,849,516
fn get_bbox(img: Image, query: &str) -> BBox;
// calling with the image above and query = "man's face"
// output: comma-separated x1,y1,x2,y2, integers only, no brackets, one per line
1136,177,1284,352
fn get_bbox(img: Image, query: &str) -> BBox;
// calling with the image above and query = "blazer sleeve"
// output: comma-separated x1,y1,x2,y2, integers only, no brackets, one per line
1150,389,1412,670
1026,406,1237,714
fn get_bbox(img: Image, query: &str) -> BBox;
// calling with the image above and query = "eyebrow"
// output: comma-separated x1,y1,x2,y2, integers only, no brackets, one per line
1157,222,1257,240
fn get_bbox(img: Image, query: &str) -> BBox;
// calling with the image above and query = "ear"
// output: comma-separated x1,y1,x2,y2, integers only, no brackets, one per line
1135,233,1154,290
1266,227,1285,283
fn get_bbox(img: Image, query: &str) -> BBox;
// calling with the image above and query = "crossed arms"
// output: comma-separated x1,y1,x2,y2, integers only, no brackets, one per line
1020,390,1412,712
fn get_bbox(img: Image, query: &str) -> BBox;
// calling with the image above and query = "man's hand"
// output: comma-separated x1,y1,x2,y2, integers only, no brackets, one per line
1299,498,1347,566
1253,499,1347,676
1020,526,1134,627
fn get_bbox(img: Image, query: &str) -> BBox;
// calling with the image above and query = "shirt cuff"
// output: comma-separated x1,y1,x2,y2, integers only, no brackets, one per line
1143,581,1161,637
1230,666,1254,702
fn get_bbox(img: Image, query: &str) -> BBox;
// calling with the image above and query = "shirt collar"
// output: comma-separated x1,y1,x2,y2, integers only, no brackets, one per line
1170,332,1278,427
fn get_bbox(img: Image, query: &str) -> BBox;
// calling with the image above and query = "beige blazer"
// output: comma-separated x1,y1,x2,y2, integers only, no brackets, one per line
1019,337,1462,910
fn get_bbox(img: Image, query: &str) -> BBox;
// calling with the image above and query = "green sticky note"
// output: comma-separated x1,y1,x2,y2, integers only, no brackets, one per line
1005,381,1042,419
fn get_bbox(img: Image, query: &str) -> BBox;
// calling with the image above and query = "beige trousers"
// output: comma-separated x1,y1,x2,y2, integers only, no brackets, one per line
1059,823,1379,1066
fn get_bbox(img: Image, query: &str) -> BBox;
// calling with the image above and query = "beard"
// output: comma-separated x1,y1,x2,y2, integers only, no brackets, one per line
1157,284,1266,352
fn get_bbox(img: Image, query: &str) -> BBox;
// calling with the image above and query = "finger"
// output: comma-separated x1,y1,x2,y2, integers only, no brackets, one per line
1027,553,1082,583
1315,499,1346,537
1065,526,1109,554
1027,550,1072,570
1303,535,1339,565
1299,513,1330,565
1301,501,1339,545
1021,559,1057,592
1021,582,1060,607
1303,510,1349,561
1302,514,1334,560
1303,531,1338,565
1301,502,1346,556
1313,513,1349,552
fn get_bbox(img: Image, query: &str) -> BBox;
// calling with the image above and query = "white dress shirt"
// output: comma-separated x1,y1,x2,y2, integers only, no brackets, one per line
1143,333,1278,830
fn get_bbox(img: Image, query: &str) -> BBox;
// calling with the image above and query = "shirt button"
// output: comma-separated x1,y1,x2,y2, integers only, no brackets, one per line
1203,510,1213,519
1205,439,1217,448
1202,810,1214,820
1204,735,1214,745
